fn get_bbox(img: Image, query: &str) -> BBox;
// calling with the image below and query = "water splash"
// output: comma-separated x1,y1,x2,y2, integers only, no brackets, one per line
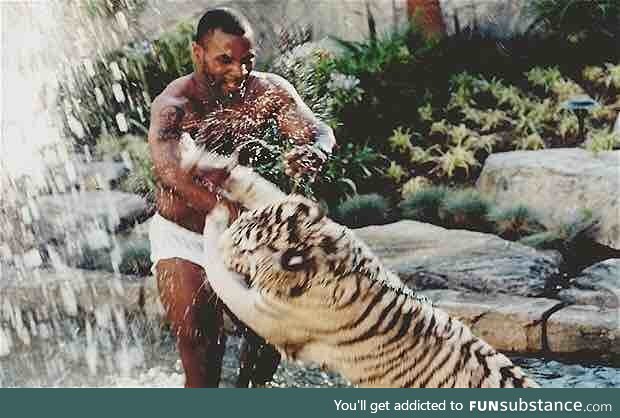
0,1,156,387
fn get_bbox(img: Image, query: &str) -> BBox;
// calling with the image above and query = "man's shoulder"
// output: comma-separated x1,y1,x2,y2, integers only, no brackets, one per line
151,75,193,113
251,71,298,100
252,71,294,90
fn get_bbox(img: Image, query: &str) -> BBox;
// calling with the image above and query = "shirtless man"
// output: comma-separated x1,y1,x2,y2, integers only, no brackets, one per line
147,8,336,388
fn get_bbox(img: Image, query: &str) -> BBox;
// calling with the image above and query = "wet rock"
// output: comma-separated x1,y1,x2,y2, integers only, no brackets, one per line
35,190,148,238
355,220,559,296
546,304,620,360
73,160,129,190
418,289,557,353
0,268,164,354
558,259,620,309
477,149,620,250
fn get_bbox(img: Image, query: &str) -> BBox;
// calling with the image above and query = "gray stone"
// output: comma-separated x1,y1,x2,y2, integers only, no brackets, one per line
558,259,620,309
418,289,557,353
0,268,164,353
74,160,129,190
546,304,620,359
477,149,620,249
355,220,560,296
440,0,533,37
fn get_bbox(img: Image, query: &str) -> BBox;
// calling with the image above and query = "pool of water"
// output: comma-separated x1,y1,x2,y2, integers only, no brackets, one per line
3,332,616,388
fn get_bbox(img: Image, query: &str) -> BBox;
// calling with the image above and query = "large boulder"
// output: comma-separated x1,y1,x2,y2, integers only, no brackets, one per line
418,289,557,353
477,149,620,250
0,268,164,355
355,220,560,297
34,190,148,238
558,259,620,309
546,304,620,360
419,289,620,361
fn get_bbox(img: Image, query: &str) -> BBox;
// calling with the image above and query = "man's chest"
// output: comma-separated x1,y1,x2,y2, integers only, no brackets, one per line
180,93,283,146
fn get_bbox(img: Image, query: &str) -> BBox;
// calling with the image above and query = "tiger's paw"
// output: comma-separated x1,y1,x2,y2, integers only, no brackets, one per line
204,204,231,238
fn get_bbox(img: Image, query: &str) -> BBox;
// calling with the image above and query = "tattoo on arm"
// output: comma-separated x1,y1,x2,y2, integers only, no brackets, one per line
158,106,184,141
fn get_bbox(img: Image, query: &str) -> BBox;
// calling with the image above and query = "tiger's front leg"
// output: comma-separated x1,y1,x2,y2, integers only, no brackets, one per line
203,205,282,342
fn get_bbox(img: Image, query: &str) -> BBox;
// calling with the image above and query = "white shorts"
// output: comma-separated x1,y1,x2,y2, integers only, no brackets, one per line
148,212,206,273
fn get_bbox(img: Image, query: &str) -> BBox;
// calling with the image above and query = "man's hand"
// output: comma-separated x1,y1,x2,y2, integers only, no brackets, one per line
283,144,328,179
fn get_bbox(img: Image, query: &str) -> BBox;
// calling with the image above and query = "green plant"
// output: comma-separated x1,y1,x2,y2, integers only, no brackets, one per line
95,134,155,204
118,241,152,276
399,186,448,225
488,205,545,240
439,189,491,232
521,208,599,247
58,21,195,146
430,126,479,179
388,127,414,154
585,129,620,154
313,142,386,205
527,0,620,46
332,194,390,228
400,176,431,199
385,161,407,184
513,133,546,150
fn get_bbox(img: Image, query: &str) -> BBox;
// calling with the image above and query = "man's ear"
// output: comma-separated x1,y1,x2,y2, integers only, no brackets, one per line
191,41,203,68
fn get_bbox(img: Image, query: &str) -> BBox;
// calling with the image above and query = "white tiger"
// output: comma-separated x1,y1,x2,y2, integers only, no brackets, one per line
202,193,539,388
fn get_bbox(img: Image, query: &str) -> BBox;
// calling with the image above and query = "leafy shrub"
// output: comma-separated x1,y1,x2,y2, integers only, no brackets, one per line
118,241,152,276
78,238,152,277
527,0,620,51
58,22,195,147
312,142,387,207
268,40,339,125
400,176,431,199
332,194,390,228
584,128,620,154
438,189,492,232
488,205,545,240
520,209,599,250
399,186,449,225
95,134,155,208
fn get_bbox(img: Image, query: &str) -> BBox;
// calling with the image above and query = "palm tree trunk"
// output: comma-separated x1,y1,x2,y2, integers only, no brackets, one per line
407,0,446,37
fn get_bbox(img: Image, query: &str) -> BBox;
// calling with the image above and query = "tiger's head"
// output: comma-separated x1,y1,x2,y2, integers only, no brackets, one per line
219,196,391,301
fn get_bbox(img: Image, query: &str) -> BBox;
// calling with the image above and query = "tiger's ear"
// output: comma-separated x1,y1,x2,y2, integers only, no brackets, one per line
288,195,327,225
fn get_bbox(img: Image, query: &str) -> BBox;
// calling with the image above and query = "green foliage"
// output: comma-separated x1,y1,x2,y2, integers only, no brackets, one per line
332,194,391,228
399,186,449,225
400,176,431,199
385,161,407,184
527,0,620,46
269,41,339,124
313,142,387,205
438,189,492,232
58,22,194,147
95,134,155,206
520,209,600,253
118,240,152,276
585,129,620,154
488,205,545,240
78,238,152,277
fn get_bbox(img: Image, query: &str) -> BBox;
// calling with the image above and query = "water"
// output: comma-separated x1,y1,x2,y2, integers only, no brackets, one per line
3,330,617,387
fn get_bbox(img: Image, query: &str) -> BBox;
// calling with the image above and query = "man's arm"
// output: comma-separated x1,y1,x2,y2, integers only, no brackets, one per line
148,97,223,213
268,73,336,154
265,74,336,178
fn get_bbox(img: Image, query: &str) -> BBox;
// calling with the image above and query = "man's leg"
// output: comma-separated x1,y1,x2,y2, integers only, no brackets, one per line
156,258,226,388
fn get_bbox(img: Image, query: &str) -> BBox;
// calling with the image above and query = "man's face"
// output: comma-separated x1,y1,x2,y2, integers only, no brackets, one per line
193,29,255,98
